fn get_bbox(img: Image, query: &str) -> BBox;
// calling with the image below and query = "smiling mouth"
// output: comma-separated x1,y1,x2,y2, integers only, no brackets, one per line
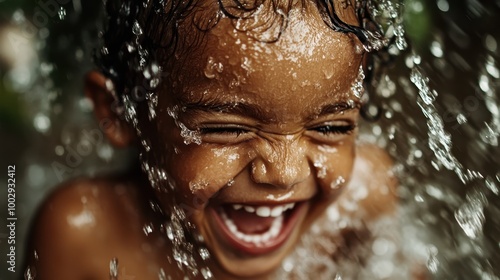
210,201,307,255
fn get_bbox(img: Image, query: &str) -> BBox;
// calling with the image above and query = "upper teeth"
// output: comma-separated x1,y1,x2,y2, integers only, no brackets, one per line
232,203,295,218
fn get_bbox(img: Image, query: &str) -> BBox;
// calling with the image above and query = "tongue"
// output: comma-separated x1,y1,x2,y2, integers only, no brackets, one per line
225,206,276,234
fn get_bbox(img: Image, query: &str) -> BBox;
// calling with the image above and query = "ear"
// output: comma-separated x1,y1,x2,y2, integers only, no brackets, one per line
84,71,135,148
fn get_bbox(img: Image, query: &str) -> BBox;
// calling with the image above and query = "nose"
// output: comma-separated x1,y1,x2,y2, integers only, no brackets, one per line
251,137,311,189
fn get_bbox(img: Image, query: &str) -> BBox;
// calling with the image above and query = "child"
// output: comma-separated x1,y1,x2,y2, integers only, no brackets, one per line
24,0,399,278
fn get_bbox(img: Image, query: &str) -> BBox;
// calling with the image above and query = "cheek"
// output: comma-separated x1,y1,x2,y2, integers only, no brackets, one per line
314,143,355,195
167,144,251,208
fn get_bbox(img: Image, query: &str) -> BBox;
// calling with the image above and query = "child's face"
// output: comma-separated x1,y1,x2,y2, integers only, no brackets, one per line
145,3,362,277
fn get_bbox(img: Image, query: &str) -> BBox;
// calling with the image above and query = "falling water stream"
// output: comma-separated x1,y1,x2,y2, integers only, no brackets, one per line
0,0,499,279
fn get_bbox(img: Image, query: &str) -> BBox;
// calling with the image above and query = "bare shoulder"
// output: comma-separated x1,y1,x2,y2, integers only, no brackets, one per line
24,175,165,279
348,143,398,219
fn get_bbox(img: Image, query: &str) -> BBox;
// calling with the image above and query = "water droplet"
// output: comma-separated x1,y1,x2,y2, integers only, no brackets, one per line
479,123,498,146
158,268,167,280
456,114,467,125
200,267,213,279
33,113,51,133
143,68,152,79
430,41,443,58
24,266,36,280
377,74,396,97
189,181,209,194
141,139,151,152
101,46,109,55
485,56,499,78
179,123,202,145
204,56,223,79
40,62,54,76
426,246,439,273
132,20,143,36
198,248,210,260
143,223,154,236
484,35,497,52
58,7,66,20
314,155,327,179
126,42,136,53
455,199,485,239
437,0,449,12
166,223,174,240
351,66,365,99
282,258,294,272
97,143,114,162
330,176,345,189
148,93,158,120
109,258,118,279
479,74,490,93
485,177,499,195
54,145,64,156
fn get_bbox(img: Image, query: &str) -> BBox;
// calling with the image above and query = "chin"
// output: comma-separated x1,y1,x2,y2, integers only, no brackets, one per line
199,201,312,278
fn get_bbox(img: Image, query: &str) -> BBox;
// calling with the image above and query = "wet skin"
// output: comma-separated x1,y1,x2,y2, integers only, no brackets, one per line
155,6,363,278
24,1,397,279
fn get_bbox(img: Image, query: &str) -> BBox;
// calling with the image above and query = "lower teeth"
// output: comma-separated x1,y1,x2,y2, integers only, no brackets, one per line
221,211,284,245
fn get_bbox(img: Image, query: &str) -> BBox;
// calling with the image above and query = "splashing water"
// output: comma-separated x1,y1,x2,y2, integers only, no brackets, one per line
3,0,500,279
24,266,36,280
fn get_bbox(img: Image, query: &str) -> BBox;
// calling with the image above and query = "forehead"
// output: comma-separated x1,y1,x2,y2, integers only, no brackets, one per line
168,1,363,119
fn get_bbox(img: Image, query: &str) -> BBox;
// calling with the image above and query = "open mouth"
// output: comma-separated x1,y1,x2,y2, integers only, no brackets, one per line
210,201,307,255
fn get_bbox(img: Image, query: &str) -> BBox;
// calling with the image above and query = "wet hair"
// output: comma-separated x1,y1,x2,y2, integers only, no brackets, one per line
95,0,402,113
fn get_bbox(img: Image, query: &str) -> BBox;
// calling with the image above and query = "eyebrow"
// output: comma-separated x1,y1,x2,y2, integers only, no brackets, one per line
317,101,361,116
180,98,267,120
179,96,360,122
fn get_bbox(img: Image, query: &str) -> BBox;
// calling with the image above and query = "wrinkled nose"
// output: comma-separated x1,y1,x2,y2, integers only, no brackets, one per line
251,138,311,189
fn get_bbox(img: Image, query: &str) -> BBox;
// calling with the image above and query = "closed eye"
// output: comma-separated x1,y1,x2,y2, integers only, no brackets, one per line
313,124,356,135
199,126,249,136
198,125,252,144
306,122,357,143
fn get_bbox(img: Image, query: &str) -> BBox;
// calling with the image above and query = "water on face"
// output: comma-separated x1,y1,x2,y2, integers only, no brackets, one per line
1,0,499,279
